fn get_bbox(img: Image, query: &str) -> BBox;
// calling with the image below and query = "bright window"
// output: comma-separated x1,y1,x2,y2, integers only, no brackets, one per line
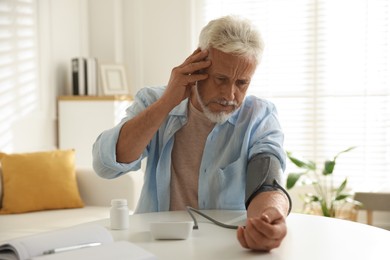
198,0,390,190
0,0,38,151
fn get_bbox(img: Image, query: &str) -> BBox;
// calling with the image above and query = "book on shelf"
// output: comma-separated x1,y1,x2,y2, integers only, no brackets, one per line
85,57,98,96
0,224,156,260
71,57,99,96
71,57,86,96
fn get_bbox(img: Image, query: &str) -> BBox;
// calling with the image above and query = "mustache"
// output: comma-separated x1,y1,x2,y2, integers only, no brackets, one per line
209,99,238,106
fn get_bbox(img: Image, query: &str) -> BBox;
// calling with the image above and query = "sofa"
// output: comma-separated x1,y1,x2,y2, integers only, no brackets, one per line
0,167,144,242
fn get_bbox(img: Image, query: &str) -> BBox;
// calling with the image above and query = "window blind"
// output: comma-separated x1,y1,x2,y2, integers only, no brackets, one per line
0,0,38,150
199,0,390,191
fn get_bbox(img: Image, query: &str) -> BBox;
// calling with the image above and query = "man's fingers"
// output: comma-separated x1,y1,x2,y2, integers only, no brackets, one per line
262,207,284,223
183,60,211,75
241,218,285,251
250,217,287,240
183,49,209,66
192,47,201,54
242,219,273,251
175,48,211,82
236,226,249,249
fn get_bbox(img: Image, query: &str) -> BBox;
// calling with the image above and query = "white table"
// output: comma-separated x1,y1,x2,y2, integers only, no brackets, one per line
90,211,390,260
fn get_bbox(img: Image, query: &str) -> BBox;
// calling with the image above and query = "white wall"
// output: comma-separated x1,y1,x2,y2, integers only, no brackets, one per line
2,0,194,153
126,0,193,91
88,0,194,95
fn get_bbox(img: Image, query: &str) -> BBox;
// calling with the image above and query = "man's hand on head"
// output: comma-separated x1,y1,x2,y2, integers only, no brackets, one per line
163,48,210,107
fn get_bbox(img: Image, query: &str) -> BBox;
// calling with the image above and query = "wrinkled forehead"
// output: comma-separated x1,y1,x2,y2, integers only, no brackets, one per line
207,48,257,78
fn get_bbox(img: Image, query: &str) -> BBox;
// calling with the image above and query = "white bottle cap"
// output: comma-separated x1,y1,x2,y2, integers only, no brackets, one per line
111,199,128,206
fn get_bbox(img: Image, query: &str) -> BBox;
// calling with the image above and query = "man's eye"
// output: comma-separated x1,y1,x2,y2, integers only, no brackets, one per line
236,80,249,88
215,76,226,83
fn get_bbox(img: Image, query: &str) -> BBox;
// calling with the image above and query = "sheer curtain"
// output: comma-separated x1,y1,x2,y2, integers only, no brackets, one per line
0,0,39,150
197,0,390,191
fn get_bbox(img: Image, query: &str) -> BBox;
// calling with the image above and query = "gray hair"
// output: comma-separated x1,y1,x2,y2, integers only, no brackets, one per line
198,15,264,64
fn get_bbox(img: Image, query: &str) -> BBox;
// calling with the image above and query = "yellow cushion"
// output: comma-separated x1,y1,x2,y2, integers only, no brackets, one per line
0,153,4,208
0,150,84,214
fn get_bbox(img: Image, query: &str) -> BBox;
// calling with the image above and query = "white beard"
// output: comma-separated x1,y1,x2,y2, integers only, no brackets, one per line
194,85,236,124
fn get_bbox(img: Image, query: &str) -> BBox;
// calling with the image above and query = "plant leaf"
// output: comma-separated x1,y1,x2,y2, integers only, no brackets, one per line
335,194,350,201
323,160,335,175
335,178,348,195
286,152,316,170
286,172,305,189
323,147,356,175
334,146,356,160
305,193,320,202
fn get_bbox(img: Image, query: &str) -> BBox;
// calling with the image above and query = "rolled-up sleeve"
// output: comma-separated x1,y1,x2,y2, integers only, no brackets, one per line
92,87,164,179
248,100,286,171
92,120,142,179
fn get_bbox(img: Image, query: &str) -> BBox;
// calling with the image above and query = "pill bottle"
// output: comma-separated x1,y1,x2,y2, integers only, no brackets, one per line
110,199,129,230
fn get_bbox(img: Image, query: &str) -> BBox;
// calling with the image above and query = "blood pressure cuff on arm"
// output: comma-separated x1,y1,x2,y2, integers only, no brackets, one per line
245,153,292,214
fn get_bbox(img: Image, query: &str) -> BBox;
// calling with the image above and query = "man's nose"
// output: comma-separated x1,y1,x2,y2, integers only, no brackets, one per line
222,84,236,100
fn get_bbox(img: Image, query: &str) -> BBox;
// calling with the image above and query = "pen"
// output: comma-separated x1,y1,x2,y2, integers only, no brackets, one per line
42,242,102,255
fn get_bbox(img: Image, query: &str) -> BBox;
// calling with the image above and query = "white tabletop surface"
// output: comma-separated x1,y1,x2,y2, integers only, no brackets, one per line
89,210,390,260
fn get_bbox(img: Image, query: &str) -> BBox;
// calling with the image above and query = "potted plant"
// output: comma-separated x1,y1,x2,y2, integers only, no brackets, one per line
286,147,362,220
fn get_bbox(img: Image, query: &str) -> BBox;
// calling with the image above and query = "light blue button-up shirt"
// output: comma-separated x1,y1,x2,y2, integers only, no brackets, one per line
92,86,286,213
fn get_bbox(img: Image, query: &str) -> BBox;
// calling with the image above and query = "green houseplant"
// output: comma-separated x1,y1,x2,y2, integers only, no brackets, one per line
286,147,362,219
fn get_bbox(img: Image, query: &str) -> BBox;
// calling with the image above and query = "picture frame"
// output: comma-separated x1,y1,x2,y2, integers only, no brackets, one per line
100,64,129,95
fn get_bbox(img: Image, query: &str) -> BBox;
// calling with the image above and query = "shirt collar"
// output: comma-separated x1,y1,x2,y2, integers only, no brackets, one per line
169,98,189,117
168,97,243,126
